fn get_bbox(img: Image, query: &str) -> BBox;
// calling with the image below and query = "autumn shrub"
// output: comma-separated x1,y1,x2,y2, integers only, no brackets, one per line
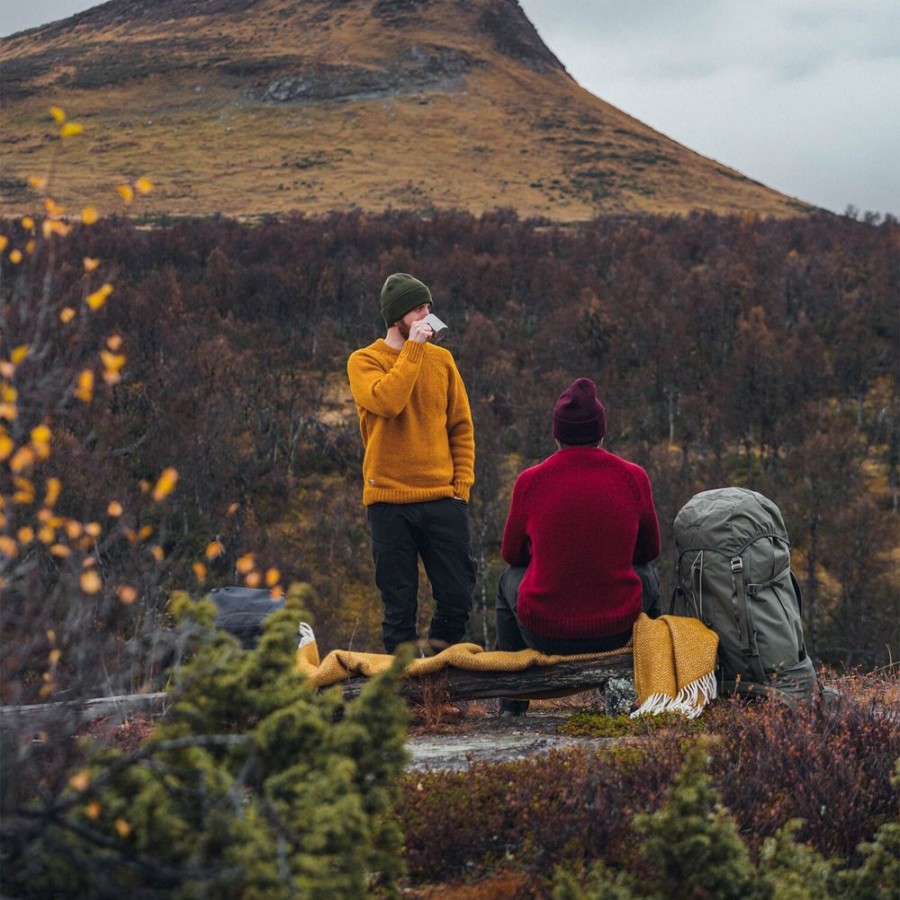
0,108,191,715
397,689,899,888
553,746,900,900
397,738,689,883
709,691,900,863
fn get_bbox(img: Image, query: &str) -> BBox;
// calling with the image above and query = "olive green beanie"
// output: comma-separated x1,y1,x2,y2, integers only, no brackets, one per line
380,273,432,327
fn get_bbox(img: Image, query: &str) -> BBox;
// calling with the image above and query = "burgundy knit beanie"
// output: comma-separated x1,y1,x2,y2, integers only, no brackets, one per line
552,378,607,445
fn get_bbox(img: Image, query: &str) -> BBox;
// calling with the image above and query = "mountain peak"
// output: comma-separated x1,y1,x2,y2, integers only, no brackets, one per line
0,0,811,221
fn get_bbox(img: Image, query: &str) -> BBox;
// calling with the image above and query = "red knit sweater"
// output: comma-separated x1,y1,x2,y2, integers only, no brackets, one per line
501,446,661,639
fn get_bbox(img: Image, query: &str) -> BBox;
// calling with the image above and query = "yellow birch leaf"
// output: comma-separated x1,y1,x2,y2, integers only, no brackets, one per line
65,521,83,539
150,545,164,561
0,236,6,253
81,206,99,225
114,819,131,838
86,283,113,310
44,197,66,217
60,122,83,138
107,501,123,517
21,217,34,230
100,350,126,373
116,184,134,204
49,649,61,666
69,771,91,793
193,561,207,582
85,801,101,820
45,478,62,507
107,335,123,351
74,370,94,402
85,522,102,538
117,585,138,605
83,257,100,272
17,526,35,544
60,307,76,324
27,176,47,192
31,423,51,445
50,544,71,558
11,346,29,365
43,220,72,239
80,570,102,594
265,567,281,587
49,106,67,123
205,540,225,560
245,572,261,588
68,766,93,791
236,553,255,574
38,525,55,544
137,525,154,541
135,177,153,194
151,467,178,501
0,403,17,422
9,249,22,265
0,536,17,558
0,433,13,461
9,446,35,473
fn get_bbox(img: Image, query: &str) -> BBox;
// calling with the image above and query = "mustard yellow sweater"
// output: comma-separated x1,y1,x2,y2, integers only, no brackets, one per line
347,338,475,506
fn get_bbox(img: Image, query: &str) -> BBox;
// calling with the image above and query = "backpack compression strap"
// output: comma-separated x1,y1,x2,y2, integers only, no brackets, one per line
731,556,767,684
731,539,793,684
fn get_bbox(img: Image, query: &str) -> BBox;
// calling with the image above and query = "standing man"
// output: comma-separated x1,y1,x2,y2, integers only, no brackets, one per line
348,272,477,654
496,377,661,715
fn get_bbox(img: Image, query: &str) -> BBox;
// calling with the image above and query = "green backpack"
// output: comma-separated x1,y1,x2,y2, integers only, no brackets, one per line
669,487,818,703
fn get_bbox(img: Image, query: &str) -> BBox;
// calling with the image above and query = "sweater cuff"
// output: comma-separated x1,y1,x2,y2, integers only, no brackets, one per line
401,340,426,363
453,481,473,503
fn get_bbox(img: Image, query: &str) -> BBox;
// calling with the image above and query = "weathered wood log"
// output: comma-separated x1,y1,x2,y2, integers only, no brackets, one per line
0,692,169,731
341,652,634,701
1,653,634,730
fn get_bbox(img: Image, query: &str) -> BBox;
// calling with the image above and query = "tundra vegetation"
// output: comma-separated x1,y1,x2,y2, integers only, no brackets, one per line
0,112,897,897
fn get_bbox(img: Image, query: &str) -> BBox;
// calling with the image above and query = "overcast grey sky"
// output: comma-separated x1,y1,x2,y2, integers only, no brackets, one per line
2,0,898,216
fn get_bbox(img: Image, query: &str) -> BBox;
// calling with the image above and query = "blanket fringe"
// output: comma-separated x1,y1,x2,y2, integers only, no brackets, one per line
297,622,316,650
630,670,717,719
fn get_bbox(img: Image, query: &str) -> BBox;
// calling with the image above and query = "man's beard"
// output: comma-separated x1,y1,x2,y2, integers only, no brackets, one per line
396,320,411,340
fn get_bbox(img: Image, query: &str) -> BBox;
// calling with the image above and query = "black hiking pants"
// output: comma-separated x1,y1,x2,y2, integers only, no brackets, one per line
367,498,477,654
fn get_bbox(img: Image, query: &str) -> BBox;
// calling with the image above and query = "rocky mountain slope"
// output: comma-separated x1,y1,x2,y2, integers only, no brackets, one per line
0,0,813,221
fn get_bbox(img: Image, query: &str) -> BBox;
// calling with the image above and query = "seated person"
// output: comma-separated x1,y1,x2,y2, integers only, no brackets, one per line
496,377,661,716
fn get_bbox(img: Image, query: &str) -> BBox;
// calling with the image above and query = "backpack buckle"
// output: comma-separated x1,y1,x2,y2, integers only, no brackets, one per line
730,557,743,574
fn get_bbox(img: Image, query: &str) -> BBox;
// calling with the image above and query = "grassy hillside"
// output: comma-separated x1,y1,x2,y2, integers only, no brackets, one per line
0,0,814,222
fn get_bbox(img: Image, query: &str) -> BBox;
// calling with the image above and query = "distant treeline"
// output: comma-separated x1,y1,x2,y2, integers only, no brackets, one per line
5,208,898,667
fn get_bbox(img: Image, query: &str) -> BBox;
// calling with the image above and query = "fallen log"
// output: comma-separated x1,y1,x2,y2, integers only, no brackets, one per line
0,692,169,731
341,651,634,701
1,652,635,730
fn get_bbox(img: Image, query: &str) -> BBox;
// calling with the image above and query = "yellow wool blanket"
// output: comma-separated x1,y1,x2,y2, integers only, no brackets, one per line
295,613,719,718
630,614,719,718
